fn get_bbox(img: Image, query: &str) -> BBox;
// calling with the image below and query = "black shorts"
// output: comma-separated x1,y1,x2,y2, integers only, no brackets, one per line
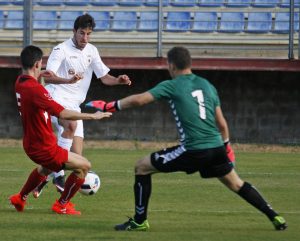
150,145,233,178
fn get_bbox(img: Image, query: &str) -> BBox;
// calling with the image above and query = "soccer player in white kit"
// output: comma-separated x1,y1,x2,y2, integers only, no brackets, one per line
32,14,131,197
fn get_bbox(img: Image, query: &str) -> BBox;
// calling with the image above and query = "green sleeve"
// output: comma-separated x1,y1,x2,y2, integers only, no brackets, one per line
148,80,174,100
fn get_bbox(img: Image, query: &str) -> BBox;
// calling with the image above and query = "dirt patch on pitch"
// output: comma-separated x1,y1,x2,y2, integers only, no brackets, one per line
0,138,299,153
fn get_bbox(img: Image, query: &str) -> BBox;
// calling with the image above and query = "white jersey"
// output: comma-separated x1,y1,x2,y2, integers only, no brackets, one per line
45,38,110,106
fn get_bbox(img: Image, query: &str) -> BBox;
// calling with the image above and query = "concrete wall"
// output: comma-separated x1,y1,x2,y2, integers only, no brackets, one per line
1,68,299,144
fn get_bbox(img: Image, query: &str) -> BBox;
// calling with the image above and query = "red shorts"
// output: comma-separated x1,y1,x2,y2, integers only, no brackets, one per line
26,145,68,172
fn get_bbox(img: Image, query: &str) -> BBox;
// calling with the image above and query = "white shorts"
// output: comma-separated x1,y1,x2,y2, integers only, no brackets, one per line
46,87,84,138
51,116,84,138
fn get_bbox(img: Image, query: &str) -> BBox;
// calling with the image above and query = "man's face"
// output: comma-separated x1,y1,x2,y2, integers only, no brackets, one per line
73,27,93,50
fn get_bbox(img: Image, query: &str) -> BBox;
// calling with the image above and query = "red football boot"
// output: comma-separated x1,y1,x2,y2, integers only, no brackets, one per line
52,200,81,215
9,193,26,212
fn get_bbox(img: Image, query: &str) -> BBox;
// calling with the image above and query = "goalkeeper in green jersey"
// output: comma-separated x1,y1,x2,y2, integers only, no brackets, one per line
87,46,287,231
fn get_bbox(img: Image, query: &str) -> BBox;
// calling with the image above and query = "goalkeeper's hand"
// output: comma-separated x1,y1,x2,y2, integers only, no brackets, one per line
85,100,120,113
224,140,236,164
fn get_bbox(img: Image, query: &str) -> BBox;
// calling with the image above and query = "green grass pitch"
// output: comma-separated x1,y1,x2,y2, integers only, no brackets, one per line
0,147,299,241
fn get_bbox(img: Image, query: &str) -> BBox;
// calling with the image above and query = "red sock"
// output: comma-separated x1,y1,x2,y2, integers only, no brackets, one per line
20,168,47,200
59,172,84,205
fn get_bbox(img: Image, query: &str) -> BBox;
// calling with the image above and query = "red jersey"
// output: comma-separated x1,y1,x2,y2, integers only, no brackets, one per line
15,75,65,161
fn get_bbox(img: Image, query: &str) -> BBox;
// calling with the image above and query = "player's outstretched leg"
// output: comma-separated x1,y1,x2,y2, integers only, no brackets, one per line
219,169,287,231
237,182,287,230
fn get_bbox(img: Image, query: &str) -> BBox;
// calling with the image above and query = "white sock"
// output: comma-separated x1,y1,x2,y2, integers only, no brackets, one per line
53,170,65,178
57,136,73,151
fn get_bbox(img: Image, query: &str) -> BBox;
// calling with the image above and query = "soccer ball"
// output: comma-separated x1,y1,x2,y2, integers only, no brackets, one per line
79,171,101,195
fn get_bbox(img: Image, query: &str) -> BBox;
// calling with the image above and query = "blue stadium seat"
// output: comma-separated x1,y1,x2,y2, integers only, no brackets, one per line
58,11,83,30
5,11,23,29
118,0,143,6
35,0,64,6
252,0,280,8
138,11,159,31
280,0,300,8
170,0,197,7
191,12,217,32
35,0,63,6
90,0,117,6
219,12,245,33
64,0,90,6
144,0,169,6
273,12,299,33
226,0,251,7
11,0,27,5
198,0,224,7
0,0,13,5
273,12,289,34
165,12,191,32
246,12,272,33
0,11,4,29
11,0,21,5
33,11,57,30
111,11,137,31
87,11,110,31
295,12,299,31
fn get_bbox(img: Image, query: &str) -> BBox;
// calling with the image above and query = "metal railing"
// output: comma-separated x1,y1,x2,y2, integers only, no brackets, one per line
0,0,298,59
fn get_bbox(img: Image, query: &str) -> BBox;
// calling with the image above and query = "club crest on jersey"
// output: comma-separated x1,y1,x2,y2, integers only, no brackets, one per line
68,68,75,75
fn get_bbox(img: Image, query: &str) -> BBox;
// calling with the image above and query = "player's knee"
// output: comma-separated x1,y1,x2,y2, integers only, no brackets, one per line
224,178,244,192
82,159,91,174
134,158,150,175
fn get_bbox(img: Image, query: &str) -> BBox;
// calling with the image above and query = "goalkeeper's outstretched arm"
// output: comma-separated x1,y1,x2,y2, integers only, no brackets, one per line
119,92,154,110
85,92,155,112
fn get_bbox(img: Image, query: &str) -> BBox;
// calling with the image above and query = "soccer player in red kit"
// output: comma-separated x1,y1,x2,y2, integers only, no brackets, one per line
9,45,112,215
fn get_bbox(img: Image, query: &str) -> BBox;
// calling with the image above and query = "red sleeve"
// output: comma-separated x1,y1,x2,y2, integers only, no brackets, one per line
33,85,64,117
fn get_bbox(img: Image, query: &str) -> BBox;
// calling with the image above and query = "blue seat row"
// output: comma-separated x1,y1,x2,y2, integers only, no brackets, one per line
0,0,299,8
0,10,299,33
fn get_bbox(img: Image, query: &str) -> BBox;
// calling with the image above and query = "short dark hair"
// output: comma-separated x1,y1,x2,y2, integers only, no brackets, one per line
167,46,192,70
20,45,43,70
73,13,95,31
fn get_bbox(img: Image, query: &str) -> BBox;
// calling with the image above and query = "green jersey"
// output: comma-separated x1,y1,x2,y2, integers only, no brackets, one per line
149,73,223,150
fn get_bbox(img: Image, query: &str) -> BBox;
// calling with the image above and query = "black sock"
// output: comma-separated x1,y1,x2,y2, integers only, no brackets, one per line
133,174,152,224
238,182,278,220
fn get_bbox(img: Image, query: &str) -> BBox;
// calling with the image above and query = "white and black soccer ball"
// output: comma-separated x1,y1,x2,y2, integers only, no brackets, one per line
79,171,101,195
